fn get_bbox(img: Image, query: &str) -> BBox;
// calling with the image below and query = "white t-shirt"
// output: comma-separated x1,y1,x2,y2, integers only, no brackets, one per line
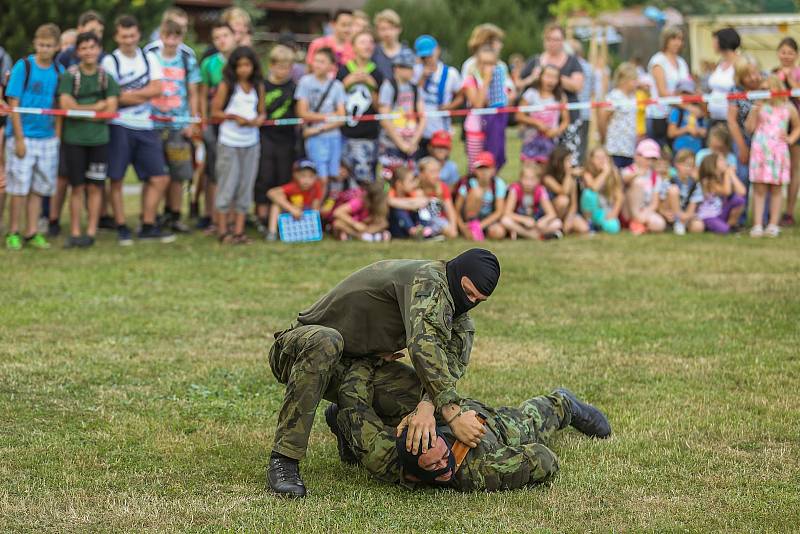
707,63,735,121
605,88,638,158
413,62,462,138
102,48,163,130
646,52,689,119
219,83,259,147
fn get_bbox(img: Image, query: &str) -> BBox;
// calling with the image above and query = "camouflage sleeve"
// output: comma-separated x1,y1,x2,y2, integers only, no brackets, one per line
336,360,402,484
455,443,560,492
406,278,464,410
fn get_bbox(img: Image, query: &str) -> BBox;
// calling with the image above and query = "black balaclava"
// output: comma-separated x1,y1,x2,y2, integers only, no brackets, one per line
396,428,455,485
445,248,501,317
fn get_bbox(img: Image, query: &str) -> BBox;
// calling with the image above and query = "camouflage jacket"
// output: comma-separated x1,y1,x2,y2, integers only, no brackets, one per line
336,360,562,492
294,259,474,409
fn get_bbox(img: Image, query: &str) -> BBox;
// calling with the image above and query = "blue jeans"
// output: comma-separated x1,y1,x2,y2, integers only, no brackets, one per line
305,132,342,179
389,208,419,238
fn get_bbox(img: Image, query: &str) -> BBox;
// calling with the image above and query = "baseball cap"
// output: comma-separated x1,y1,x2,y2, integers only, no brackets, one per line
393,48,417,68
430,130,452,149
676,79,696,94
474,151,496,168
636,139,661,159
294,159,317,172
414,35,438,58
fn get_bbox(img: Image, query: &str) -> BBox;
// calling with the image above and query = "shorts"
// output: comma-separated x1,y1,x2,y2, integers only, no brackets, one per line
215,142,260,213
342,138,378,183
203,126,219,184
4,136,59,196
160,129,193,182
255,137,295,205
63,142,108,186
304,132,341,179
108,125,167,182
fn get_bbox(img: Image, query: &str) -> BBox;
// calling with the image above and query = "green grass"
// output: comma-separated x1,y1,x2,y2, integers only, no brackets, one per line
2,230,799,531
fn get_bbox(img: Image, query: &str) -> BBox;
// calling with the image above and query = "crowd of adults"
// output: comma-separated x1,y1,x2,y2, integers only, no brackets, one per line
0,6,798,250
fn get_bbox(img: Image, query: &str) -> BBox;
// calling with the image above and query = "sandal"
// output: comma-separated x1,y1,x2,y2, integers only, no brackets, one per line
218,232,234,244
232,233,252,245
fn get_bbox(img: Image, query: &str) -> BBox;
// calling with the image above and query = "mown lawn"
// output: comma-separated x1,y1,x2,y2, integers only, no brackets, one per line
1,224,799,531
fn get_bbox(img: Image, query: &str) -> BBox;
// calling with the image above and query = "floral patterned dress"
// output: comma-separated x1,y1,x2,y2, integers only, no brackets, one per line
749,103,791,185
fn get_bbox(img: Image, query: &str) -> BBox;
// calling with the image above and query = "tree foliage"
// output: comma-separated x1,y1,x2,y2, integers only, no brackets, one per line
0,0,170,61
364,0,545,66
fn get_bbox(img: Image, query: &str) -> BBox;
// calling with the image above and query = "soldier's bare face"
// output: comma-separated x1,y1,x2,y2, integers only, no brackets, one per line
461,276,488,305
418,437,452,481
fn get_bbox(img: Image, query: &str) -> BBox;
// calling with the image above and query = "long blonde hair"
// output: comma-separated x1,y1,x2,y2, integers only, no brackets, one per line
586,147,622,199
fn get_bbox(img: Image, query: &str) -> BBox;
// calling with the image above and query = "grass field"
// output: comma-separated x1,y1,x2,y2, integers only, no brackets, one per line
2,226,800,531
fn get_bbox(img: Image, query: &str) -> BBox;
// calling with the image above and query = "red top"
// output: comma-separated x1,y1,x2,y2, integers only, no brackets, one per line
509,182,546,216
282,180,324,209
306,35,355,67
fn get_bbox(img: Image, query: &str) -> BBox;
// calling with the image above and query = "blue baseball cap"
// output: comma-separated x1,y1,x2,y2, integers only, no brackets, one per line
294,159,317,172
393,48,417,68
414,35,438,58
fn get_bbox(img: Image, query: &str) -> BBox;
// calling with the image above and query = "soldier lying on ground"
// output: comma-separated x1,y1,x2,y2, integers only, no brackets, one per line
268,249,501,497
325,359,612,491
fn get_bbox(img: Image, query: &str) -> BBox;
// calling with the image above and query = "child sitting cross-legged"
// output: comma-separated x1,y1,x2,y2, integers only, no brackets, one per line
265,159,324,241
331,181,390,242
416,157,458,239
697,152,746,235
501,163,563,239
387,166,429,239
542,145,589,235
657,149,705,235
621,139,666,235
454,151,507,241
580,147,623,234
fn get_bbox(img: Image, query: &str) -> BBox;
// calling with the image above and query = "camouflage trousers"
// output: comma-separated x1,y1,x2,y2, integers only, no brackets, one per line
334,359,573,491
269,324,421,460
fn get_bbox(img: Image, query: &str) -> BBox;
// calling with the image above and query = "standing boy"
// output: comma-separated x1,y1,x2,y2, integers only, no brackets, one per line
296,48,346,195
306,10,354,68
4,24,63,251
372,9,413,80
150,19,201,233
197,21,236,232
255,45,297,231
101,15,173,244
57,32,120,248
413,35,463,155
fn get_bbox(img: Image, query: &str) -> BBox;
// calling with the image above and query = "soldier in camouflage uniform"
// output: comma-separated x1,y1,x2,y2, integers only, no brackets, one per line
267,249,501,497
330,359,612,492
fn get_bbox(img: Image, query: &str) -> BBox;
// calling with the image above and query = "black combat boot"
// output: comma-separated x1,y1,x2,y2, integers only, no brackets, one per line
324,403,358,465
555,388,612,439
267,453,307,498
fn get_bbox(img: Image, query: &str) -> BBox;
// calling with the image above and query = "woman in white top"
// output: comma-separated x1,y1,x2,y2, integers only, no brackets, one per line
647,25,691,147
707,28,741,124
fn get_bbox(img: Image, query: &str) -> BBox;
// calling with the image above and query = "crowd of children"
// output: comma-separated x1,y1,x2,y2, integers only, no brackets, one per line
1,9,798,251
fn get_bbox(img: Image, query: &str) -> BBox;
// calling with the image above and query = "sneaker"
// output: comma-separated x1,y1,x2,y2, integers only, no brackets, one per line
25,233,51,250
629,221,646,235
750,225,764,238
541,230,564,241
48,220,61,237
265,231,278,242
196,216,212,230
780,213,795,227
138,225,176,243
78,235,95,248
170,219,192,234
117,225,134,246
63,236,82,249
5,233,23,251
765,224,780,238
673,220,686,236
98,216,117,230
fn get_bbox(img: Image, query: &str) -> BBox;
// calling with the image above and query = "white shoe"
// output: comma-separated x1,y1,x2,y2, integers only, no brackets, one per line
765,224,780,238
750,225,764,238
673,221,686,236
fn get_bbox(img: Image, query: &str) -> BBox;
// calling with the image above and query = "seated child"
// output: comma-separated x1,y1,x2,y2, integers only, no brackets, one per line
387,166,429,238
697,152,746,234
695,123,737,168
454,151,507,241
542,145,589,235
621,139,667,234
427,130,460,186
417,157,458,239
266,159,324,241
501,163,563,239
657,149,705,235
331,181,390,241
580,147,623,234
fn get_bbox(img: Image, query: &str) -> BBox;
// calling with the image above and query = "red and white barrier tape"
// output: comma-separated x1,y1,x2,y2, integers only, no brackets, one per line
1,89,797,127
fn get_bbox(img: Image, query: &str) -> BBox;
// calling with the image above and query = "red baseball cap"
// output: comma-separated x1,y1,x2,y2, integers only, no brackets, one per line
429,130,452,149
474,151,496,168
